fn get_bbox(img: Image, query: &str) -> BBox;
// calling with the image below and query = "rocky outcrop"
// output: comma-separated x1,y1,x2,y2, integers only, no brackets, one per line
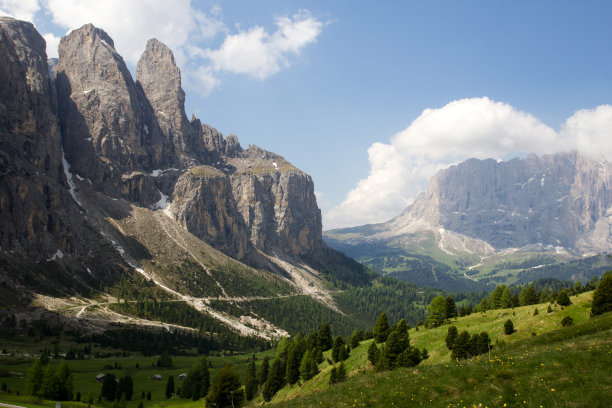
228,147,322,255
389,152,612,252
136,39,207,166
0,17,71,257
55,24,165,204
170,166,249,259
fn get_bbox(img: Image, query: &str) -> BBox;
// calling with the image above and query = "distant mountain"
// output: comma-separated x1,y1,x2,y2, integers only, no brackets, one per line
325,152,612,289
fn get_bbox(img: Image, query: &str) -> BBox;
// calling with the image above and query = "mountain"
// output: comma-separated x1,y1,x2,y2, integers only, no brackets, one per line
325,152,612,290
0,18,373,340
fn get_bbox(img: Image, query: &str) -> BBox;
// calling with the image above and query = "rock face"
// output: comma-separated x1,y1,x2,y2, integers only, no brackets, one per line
228,147,322,254
389,152,612,252
55,24,165,204
171,166,249,259
0,17,71,257
1,19,326,274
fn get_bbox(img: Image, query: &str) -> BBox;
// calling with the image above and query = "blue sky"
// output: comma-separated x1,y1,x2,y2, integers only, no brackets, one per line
2,1,612,229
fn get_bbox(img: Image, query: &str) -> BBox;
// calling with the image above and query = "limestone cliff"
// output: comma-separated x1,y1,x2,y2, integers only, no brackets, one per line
387,152,612,253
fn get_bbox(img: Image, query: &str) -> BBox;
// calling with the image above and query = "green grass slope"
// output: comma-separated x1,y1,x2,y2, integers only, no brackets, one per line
264,291,612,407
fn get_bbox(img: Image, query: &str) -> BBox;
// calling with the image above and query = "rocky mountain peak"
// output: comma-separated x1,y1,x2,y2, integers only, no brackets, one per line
390,152,612,253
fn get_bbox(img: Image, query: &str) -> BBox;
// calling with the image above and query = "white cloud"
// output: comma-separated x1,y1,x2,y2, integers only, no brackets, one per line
11,2,323,93
42,31,60,58
0,0,40,21
204,9,323,80
43,0,218,66
560,105,612,160
324,97,612,230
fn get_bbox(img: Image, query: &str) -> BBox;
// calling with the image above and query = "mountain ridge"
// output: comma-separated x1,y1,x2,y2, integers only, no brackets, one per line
0,17,368,339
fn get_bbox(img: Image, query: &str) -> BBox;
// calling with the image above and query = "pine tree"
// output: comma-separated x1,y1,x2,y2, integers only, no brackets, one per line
426,295,447,327
451,331,471,360
349,328,363,349
374,346,391,372
373,312,390,342
258,357,270,386
299,349,318,381
245,360,258,401
396,319,410,350
25,358,44,396
146,391,151,401
556,289,571,306
396,347,422,367
317,323,333,351
367,341,380,366
381,331,403,368
445,326,458,350
285,345,301,385
591,273,612,316
165,375,174,399
331,336,344,363
101,373,117,401
205,364,244,408
504,319,515,335
262,358,285,402
328,366,337,385
445,297,457,319
180,357,209,400
500,287,512,309
336,362,346,383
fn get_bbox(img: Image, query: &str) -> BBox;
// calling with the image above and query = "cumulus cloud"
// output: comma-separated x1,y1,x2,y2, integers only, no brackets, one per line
203,9,323,81
324,97,612,230
42,32,60,58
44,0,218,66
0,0,40,21
2,1,323,94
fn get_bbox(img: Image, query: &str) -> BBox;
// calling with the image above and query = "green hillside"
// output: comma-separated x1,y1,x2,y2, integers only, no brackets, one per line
262,291,612,407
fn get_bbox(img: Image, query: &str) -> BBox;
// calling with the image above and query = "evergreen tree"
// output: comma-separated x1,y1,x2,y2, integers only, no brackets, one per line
339,343,350,361
181,357,209,400
349,329,363,349
474,297,488,312
258,357,270,386
314,347,324,364
591,273,612,316
101,373,117,401
331,336,344,363
146,391,151,401
396,319,410,350
556,289,571,306
205,365,244,408
396,347,422,368
374,347,391,372
262,358,285,402
489,285,506,309
475,332,490,356
299,350,318,381
367,342,380,366
336,362,346,383
380,331,403,368
373,312,390,342
445,326,458,350
525,285,538,305
451,331,471,360
285,345,300,385
504,319,515,335
54,363,73,401
165,375,174,399
244,360,258,401
328,366,337,386
533,308,539,316
25,358,44,396
500,287,513,309
445,297,457,319
317,323,333,351
426,295,446,327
